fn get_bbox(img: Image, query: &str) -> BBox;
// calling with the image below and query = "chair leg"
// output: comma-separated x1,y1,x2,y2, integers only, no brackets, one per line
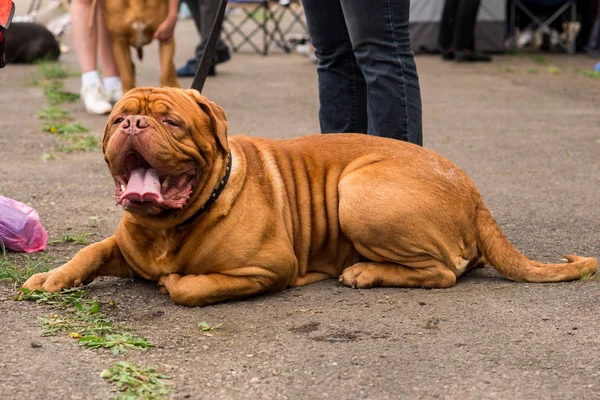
568,1,577,55
216,0,308,56
270,4,292,53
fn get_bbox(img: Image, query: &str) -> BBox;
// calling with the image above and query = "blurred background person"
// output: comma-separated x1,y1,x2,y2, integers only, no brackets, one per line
439,0,492,62
587,0,600,56
71,0,122,115
176,0,230,77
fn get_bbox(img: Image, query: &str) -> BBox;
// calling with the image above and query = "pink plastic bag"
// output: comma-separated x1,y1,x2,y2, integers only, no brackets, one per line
0,195,48,253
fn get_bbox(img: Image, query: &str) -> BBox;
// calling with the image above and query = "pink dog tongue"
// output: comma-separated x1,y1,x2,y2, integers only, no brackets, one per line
121,168,164,203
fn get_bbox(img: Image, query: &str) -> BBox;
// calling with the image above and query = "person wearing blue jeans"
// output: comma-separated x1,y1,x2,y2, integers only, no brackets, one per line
301,0,422,146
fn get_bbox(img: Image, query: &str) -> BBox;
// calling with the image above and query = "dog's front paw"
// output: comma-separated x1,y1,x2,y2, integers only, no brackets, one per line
158,273,182,295
339,264,380,289
22,272,52,291
22,269,80,292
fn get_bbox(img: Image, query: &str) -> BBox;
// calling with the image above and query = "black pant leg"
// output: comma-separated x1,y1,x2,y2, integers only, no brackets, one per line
439,0,460,50
453,0,481,50
182,0,204,58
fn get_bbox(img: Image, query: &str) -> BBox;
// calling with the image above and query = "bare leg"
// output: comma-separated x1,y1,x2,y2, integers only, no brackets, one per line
22,237,133,292
70,0,97,73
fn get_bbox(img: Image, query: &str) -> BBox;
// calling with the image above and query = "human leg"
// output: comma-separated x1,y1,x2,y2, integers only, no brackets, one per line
439,0,459,59
453,0,491,62
70,0,97,74
197,0,230,58
71,0,112,114
453,0,480,50
588,0,600,57
302,0,368,134
341,0,422,145
177,0,230,77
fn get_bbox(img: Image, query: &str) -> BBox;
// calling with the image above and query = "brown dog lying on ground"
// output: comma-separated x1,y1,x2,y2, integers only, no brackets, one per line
23,87,597,306
103,0,179,92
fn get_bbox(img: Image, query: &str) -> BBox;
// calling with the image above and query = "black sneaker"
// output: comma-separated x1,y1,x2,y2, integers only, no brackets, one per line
455,51,492,62
215,47,231,64
176,58,198,77
441,49,454,61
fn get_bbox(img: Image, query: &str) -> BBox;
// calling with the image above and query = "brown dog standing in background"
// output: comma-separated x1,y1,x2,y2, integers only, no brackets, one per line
23,88,597,307
103,0,180,92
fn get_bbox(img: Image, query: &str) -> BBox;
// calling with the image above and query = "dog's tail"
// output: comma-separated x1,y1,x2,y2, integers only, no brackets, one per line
132,21,146,60
475,200,596,282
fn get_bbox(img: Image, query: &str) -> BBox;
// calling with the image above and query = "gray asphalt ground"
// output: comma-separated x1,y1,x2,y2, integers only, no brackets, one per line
1,7,600,400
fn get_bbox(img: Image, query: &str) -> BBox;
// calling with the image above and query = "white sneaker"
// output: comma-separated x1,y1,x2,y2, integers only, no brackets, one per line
105,86,123,105
80,83,113,115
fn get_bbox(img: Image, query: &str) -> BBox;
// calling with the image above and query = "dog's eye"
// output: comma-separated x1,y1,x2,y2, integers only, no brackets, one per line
113,117,124,125
164,119,179,127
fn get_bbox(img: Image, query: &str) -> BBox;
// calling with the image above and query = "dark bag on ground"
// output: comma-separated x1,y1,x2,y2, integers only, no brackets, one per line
3,21,60,64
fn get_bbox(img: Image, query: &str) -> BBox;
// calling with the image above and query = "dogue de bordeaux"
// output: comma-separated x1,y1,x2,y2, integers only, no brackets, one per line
23,87,597,306
103,0,179,92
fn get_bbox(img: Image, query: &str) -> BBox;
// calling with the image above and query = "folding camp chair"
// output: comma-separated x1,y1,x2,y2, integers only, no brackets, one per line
508,0,578,54
222,0,308,56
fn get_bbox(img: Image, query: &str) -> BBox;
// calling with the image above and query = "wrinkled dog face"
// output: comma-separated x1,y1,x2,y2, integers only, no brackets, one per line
102,87,229,216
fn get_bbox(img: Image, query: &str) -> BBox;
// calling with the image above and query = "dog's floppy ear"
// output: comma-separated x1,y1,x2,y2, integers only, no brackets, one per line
185,89,230,154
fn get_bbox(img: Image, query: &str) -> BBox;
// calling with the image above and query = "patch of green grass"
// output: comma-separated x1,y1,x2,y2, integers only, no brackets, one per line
580,272,597,281
34,60,95,157
39,306,114,338
39,297,111,336
49,233,90,245
41,153,58,161
198,321,224,332
15,265,170,395
54,134,99,153
40,119,97,154
17,287,91,307
37,106,72,121
79,333,154,355
248,10,267,20
547,65,562,75
43,80,80,105
18,287,153,355
43,122,89,135
529,54,549,65
102,361,171,400
0,241,51,288
502,65,515,73
579,270,598,281
578,70,600,80
527,68,539,74
36,61,71,80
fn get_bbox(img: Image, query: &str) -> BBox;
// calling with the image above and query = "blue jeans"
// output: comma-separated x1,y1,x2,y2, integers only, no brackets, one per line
302,0,423,145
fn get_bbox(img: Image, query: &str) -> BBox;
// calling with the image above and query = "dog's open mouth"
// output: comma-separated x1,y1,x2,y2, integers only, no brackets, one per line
114,151,196,214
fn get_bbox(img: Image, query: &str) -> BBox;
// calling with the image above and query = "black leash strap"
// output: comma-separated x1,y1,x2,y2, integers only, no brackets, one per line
190,0,229,93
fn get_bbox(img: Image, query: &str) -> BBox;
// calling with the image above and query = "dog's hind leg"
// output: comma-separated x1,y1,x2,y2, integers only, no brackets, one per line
337,158,480,289
339,260,456,289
